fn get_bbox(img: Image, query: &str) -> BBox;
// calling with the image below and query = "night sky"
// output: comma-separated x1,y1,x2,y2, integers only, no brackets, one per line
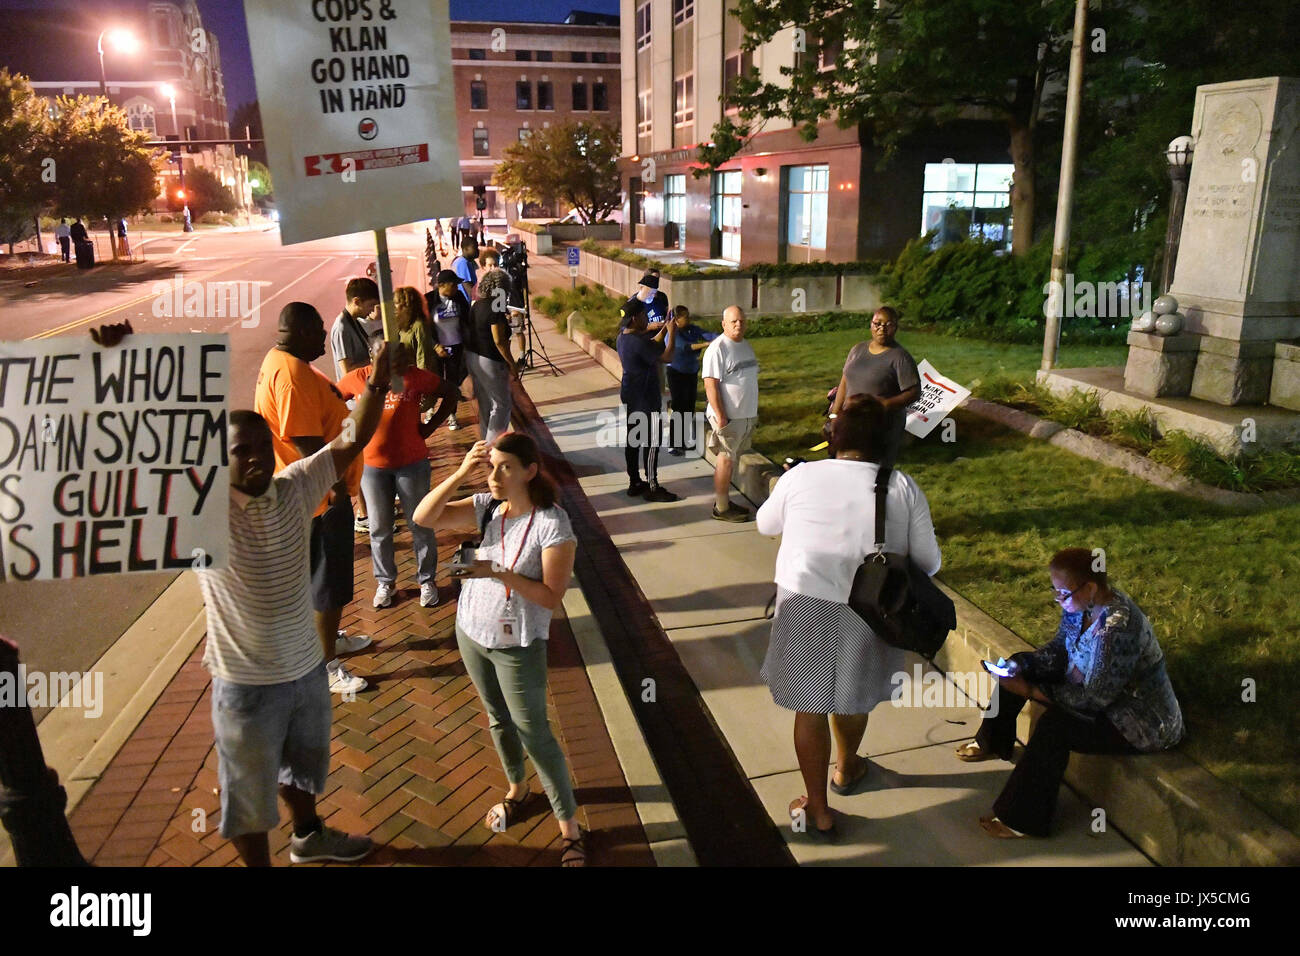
201,0,621,116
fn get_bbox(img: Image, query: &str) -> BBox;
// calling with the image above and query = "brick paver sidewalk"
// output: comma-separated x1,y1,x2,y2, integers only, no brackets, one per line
67,402,654,867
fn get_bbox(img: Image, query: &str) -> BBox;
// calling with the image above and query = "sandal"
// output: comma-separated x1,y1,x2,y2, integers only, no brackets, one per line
829,755,870,796
955,740,1001,762
560,829,588,867
788,796,837,841
484,790,531,832
979,814,1027,839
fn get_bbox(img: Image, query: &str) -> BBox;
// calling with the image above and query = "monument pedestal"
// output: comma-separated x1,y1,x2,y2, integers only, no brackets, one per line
1270,342,1300,411
1189,337,1277,405
1124,331,1201,397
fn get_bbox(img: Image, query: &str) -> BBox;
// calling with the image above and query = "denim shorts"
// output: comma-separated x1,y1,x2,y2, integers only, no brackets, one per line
210,662,331,838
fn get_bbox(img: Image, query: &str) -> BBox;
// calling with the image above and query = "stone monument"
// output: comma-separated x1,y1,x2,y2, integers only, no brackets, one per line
1124,76,1299,406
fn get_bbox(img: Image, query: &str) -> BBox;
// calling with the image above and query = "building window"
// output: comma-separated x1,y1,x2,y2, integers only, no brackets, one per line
785,164,829,251
536,50,553,61
125,101,156,132
468,48,486,60
592,51,609,63
515,50,532,61
636,89,652,139
473,128,489,156
665,174,685,247
724,50,754,112
516,81,532,110
635,3,651,51
592,82,609,111
571,51,588,63
537,81,554,111
518,128,533,141
712,170,743,261
673,74,694,126
571,82,588,111
921,162,1015,249
470,80,487,110
673,0,694,26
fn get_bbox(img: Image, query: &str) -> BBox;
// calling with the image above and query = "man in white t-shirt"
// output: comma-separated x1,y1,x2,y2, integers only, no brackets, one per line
702,305,759,522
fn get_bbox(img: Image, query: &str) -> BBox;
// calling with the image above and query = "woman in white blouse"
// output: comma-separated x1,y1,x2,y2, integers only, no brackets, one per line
757,395,941,839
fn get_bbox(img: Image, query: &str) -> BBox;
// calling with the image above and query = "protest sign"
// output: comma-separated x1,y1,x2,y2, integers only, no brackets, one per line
0,335,229,581
905,360,971,439
243,0,463,245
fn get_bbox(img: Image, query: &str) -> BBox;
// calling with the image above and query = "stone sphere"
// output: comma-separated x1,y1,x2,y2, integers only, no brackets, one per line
1132,310,1157,333
1154,311,1184,336
1153,294,1179,315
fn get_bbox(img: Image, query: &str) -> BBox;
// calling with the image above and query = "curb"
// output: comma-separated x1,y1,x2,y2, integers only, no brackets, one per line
556,315,1300,866
962,396,1300,511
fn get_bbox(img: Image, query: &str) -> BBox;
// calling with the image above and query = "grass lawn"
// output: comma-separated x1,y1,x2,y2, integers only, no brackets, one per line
736,329,1299,834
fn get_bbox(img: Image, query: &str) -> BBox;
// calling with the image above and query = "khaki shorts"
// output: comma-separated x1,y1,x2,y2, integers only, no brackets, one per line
708,416,756,458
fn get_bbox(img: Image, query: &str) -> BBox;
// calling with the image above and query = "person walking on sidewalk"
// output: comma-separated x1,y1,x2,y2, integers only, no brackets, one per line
255,302,371,695
955,548,1183,838
617,296,678,501
465,267,520,445
433,217,448,256
757,396,942,839
702,305,759,522
665,305,717,456
426,271,471,429
338,334,460,610
54,219,71,262
330,276,381,533
412,434,587,866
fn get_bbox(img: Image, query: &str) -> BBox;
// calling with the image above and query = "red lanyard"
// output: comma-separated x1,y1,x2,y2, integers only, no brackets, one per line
500,506,536,602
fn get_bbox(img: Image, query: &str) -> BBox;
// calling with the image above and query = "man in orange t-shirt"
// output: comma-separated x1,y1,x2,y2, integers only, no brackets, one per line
255,301,369,695
338,335,459,610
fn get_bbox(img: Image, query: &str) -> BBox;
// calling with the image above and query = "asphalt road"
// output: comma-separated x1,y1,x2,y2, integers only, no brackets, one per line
0,223,435,717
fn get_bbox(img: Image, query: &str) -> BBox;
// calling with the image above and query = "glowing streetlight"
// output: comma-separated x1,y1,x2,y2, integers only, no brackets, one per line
97,28,139,96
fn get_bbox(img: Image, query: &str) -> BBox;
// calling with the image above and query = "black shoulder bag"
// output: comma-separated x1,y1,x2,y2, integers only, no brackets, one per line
847,467,955,659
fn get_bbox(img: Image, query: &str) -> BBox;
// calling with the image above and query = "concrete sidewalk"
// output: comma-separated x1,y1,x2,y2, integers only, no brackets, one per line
516,252,1149,866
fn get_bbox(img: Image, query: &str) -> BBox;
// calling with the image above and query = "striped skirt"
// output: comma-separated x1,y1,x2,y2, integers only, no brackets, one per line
760,587,904,714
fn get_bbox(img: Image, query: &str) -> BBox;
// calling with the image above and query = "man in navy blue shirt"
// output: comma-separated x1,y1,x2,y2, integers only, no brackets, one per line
616,297,678,501
665,305,718,456
621,273,670,330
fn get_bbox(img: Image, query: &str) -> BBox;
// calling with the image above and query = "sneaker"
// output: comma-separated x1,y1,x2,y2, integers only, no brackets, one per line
420,583,439,608
373,583,394,609
447,414,460,431
642,484,680,503
327,662,367,695
627,479,649,497
335,630,372,655
711,503,753,523
353,515,369,534
289,825,373,863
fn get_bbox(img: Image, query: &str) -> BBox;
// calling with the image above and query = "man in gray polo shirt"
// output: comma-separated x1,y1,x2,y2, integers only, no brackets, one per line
201,348,391,866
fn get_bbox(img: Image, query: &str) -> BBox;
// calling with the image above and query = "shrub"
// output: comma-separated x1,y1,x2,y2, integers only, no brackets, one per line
532,282,622,342
1104,407,1161,452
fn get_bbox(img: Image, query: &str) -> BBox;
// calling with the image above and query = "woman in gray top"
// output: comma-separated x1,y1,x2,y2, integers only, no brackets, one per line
828,306,920,466
955,548,1183,837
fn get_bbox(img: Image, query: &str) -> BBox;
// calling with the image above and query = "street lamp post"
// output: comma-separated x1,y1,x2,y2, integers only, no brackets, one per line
1161,135,1195,295
160,84,193,232
97,28,139,97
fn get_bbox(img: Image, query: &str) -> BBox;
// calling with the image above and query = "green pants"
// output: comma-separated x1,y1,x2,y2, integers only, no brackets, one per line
455,623,578,822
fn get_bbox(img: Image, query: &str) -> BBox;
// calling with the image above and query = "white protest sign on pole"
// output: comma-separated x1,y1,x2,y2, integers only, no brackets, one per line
905,359,971,439
242,0,463,246
0,335,229,581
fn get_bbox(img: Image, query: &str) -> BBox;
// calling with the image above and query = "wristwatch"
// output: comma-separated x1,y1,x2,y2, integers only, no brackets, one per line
366,379,385,393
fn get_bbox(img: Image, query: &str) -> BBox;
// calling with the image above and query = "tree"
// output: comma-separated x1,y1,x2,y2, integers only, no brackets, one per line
0,69,54,254
46,95,161,257
700,0,1086,256
494,120,622,225
247,160,273,201
183,166,238,219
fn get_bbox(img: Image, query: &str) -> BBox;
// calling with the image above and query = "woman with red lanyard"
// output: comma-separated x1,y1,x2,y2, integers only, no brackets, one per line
412,433,585,865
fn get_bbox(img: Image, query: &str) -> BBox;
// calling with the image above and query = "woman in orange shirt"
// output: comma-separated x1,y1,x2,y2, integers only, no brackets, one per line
338,335,459,610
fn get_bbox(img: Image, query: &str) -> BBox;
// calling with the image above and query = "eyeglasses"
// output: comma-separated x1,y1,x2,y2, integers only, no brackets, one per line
1051,583,1087,603
871,321,897,329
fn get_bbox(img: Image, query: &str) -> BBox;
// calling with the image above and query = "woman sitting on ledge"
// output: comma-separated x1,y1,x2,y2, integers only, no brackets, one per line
956,547,1183,838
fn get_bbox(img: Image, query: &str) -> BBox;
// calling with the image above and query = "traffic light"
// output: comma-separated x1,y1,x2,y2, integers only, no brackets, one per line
185,126,199,153
166,134,180,163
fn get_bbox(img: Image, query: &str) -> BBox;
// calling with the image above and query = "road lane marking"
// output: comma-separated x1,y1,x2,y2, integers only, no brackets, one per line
26,256,257,339
220,257,335,331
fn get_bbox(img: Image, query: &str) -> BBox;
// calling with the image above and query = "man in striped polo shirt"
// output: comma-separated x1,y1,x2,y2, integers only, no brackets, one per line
198,344,391,866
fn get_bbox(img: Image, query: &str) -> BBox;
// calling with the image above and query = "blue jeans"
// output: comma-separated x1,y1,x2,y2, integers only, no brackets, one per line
361,459,436,587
